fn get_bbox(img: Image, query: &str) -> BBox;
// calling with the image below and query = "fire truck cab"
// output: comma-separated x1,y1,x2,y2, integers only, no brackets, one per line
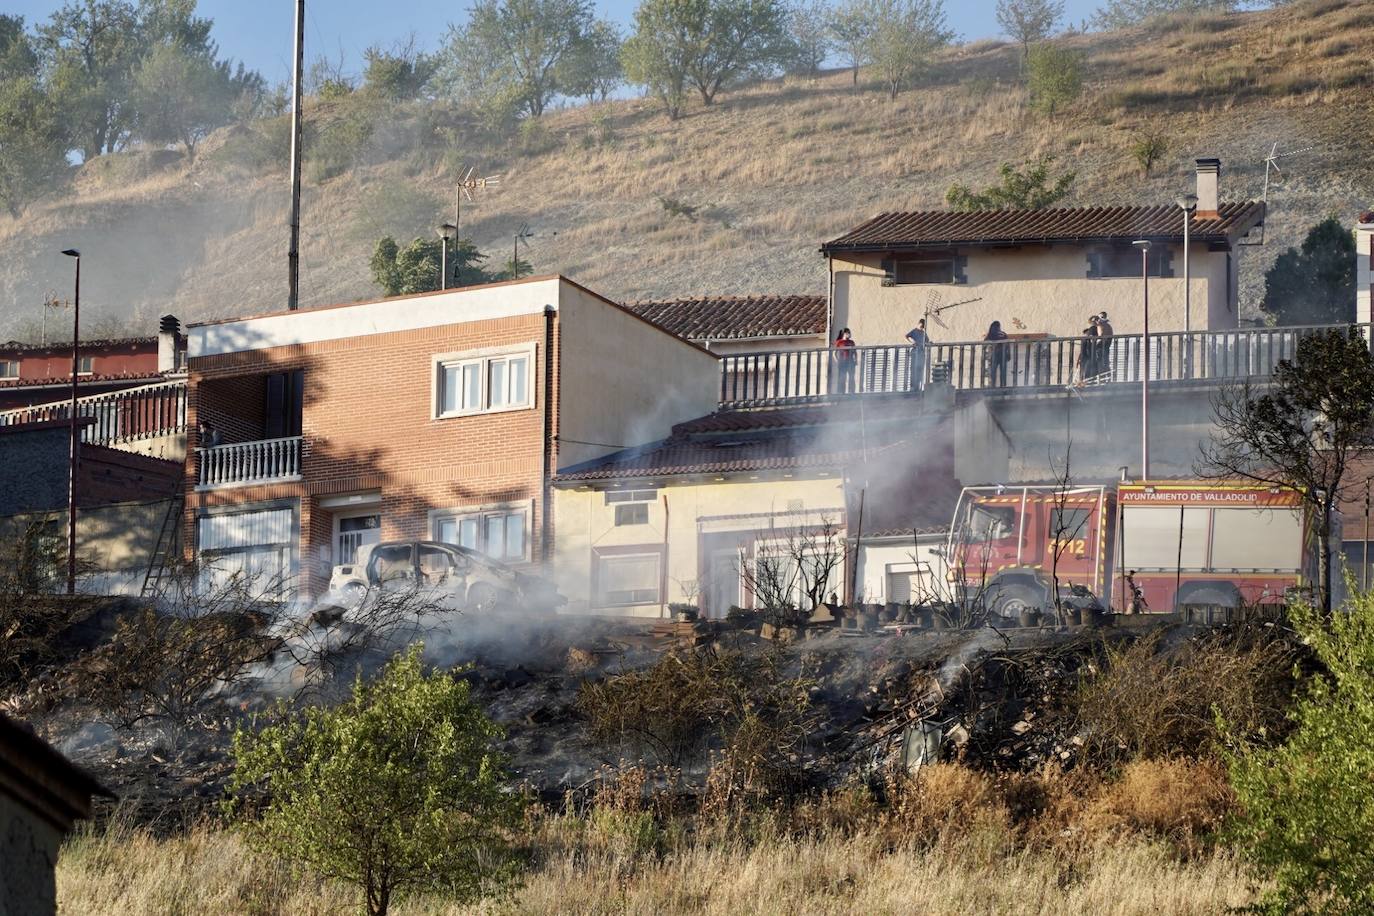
948,481,1316,618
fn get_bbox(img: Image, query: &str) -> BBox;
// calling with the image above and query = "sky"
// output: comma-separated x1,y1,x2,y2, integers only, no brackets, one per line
10,0,1105,87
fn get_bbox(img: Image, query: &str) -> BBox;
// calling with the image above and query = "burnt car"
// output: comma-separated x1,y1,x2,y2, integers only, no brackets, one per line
327,541,565,613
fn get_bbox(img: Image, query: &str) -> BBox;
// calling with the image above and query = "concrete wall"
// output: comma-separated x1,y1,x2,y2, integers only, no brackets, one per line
0,792,62,916
856,537,949,605
556,284,720,469
831,243,1233,347
553,476,846,617
0,426,69,516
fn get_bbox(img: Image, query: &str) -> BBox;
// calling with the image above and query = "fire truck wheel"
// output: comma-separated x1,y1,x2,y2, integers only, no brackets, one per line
992,584,1045,622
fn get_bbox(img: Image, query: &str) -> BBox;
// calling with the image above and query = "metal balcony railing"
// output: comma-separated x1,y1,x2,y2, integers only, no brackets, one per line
196,436,302,488
718,323,1373,407
0,379,188,446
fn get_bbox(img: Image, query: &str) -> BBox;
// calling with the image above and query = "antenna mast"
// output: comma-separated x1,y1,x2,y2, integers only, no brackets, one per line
287,0,305,310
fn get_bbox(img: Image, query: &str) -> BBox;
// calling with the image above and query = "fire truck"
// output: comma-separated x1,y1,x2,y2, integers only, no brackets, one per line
946,481,1317,618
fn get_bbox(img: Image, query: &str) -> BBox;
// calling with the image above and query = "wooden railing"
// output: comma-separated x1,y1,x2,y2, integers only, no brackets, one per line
0,380,187,445
718,323,1372,407
196,436,302,488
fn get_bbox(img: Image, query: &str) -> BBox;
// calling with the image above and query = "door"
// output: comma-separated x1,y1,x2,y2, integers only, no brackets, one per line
705,547,743,619
335,512,381,565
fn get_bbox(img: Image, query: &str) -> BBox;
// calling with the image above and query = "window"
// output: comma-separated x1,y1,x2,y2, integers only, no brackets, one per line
615,503,649,526
434,505,529,562
597,553,661,606
77,356,93,375
1089,247,1173,278
197,507,295,597
0,360,18,379
335,512,380,565
605,489,658,504
436,349,533,417
893,258,955,285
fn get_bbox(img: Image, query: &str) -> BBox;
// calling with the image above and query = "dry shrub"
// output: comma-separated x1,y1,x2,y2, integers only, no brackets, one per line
1080,758,1233,857
1075,626,1301,763
879,763,1012,849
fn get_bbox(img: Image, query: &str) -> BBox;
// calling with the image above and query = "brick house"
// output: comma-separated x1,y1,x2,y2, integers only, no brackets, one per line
184,276,718,598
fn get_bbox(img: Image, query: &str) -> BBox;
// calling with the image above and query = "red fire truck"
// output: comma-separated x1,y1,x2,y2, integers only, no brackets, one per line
947,481,1318,618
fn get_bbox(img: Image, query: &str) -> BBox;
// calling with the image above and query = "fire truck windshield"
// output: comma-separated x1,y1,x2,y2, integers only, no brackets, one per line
965,503,1016,544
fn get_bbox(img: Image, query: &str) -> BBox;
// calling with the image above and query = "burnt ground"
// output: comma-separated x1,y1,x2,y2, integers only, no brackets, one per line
5,599,1235,832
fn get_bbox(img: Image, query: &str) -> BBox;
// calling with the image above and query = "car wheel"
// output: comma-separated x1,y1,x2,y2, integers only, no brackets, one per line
340,582,367,605
466,583,499,613
991,584,1044,623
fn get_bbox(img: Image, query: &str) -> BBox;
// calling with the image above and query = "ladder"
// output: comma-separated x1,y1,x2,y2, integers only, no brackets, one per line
140,492,185,599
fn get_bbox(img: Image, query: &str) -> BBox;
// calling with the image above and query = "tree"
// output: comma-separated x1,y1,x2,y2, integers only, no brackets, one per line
1199,329,1374,614
785,0,833,77
36,0,143,159
228,646,523,916
995,0,1063,58
945,156,1075,210
1130,131,1167,177
370,236,492,297
561,18,623,102
623,0,793,110
362,37,438,101
0,75,70,217
1224,590,1374,913
828,0,875,85
1025,42,1080,117
1092,0,1237,30
443,0,593,118
131,41,231,160
1261,217,1356,326
0,15,38,82
864,0,953,100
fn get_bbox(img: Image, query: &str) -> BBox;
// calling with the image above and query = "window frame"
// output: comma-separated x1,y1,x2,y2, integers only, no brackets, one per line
605,489,659,505
592,546,664,608
0,360,18,379
429,500,533,564
433,344,536,419
76,355,94,375
614,503,650,526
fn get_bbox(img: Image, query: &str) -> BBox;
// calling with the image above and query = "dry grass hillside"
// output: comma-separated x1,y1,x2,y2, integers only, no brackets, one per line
2,0,1372,337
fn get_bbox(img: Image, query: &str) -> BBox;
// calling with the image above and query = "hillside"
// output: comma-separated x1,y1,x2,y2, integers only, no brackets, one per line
2,0,1372,338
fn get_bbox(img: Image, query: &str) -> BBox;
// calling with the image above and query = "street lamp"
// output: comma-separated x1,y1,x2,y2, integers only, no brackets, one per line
437,223,457,290
1175,194,1198,378
1133,239,1152,482
60,248,81,595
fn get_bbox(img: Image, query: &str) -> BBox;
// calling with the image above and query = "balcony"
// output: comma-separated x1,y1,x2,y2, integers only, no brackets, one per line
196,436,302,489
0,380,187,446
718,323,1370,408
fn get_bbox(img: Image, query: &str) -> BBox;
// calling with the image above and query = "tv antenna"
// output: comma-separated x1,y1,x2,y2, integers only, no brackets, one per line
922,291,984,330
512,222,534,276
42,291,70,346
452,166,501,242
1252,142,1315,245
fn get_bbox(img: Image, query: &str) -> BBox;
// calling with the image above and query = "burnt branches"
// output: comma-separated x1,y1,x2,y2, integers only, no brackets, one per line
739,516,843,629
1198,329,1374,612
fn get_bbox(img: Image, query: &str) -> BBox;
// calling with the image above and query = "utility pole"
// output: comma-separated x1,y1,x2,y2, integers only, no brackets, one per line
286,0,305,310
1134,239,1152,481
60,249,81,595
1176,194,1197,377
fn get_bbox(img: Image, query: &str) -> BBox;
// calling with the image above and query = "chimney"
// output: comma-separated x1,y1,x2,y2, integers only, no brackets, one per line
1195,158,1221,219
1357,210,1374,326
157,314,181,373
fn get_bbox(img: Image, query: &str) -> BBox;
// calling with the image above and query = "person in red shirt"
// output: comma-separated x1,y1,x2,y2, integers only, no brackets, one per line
832,328,857,394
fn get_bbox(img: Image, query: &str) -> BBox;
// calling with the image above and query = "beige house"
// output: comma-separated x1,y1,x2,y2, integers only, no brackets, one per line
1358,209,1373,325
823,159,1266,346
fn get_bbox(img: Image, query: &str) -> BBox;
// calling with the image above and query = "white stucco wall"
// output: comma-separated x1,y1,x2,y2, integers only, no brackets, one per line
556,284,721,469
1358,220,1373,326
856,537,950,605
831,244,1235,348
553,475,846,617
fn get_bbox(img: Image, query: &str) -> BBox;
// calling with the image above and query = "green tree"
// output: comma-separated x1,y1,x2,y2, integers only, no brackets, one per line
1261,217,1356,326
0,76,70,217
623,0,792,110
1025,42,1081,117
443,0,593,118
785,0,833,78
1199,329,1374,614
228,646,523,916
1224,591,1374,913
1092,0,1237,30
0,15,39,82
828,0,876,85
560,18,623,102
995,0,1063,58
370,236,492,297
36,0,143,159
1130,131,1167,177
131,41,231,160
362,38,438,101
864,0,953,100
945,156,1075,211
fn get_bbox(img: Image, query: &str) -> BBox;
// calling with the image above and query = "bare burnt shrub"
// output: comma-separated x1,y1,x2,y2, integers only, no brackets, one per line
1075,625,1303,763
0,520,96,691
578,646,815,783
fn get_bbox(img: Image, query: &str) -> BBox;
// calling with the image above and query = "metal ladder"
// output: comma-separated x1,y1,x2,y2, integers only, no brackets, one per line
140,492,185,599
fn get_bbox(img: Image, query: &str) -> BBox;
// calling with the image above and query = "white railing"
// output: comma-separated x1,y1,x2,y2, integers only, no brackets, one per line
0,379,187,445
196,436,302,488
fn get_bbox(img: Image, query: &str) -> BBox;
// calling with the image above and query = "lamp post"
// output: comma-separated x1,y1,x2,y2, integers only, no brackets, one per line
1175,194,1197,377
60,248,81,595
437,223,457,290
1133,239,1152,481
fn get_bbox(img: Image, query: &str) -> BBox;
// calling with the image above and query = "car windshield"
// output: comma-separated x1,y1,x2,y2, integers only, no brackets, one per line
368,544,414,584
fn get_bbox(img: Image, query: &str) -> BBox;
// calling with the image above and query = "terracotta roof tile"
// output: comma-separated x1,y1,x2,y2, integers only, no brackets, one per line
624,295,827,342
822,202,1266,251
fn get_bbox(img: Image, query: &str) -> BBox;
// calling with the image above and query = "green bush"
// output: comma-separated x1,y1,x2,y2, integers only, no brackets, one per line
1224,592,1374,913
1026,43,1082,118
227,646,524,916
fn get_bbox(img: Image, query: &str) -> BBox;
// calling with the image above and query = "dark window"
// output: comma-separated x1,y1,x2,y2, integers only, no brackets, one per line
265,369,304,438
1089,247,1174,279
615,503,649,526
606,489,658,504
893,258,955,285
